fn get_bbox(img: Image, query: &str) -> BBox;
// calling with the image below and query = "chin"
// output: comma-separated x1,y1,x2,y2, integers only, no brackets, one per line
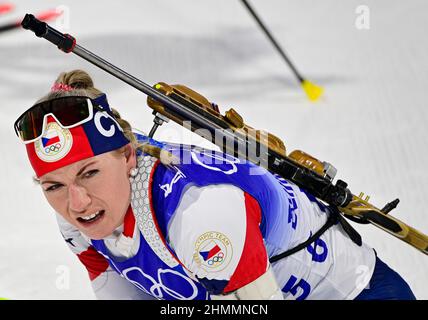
78,223,116,240
83,227,115,240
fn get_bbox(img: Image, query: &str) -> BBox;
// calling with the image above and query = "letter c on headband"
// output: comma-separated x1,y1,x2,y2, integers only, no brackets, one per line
94,112,117,137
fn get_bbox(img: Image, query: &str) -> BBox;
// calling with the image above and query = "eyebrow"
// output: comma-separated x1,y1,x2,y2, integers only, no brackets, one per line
41,161,98,185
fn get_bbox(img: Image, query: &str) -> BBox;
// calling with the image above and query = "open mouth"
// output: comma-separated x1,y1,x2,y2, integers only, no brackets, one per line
77,210,105,224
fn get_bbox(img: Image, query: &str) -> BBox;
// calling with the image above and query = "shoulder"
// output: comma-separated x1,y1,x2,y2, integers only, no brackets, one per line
167,184,268,294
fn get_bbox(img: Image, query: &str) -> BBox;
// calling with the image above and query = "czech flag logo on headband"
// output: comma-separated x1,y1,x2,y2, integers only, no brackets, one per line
26,94,130,178
34,120,73,163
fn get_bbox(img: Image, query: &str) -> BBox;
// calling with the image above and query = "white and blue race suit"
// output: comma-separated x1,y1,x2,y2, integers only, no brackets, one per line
56,133,376,300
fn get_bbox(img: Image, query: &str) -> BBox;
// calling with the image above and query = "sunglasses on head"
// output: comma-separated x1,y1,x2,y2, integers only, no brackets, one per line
14,94,111,144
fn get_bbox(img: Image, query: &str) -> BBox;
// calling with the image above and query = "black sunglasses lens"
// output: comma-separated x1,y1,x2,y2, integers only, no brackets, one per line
50,97,90,126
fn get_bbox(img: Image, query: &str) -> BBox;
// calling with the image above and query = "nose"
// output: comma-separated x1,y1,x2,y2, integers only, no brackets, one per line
68,183,91,213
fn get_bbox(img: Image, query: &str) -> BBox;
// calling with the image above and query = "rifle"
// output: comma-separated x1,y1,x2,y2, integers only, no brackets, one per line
21,13,428,255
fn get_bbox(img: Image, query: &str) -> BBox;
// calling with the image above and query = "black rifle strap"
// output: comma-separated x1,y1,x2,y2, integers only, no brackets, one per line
269,206,362,264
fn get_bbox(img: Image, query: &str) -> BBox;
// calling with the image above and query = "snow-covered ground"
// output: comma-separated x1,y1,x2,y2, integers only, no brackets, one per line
0,0,427,299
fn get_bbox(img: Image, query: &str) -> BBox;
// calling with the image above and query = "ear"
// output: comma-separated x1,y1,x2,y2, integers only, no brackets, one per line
123,143,137,172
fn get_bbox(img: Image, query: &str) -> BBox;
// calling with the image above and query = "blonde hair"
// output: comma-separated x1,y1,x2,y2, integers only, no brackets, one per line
37,69,176,166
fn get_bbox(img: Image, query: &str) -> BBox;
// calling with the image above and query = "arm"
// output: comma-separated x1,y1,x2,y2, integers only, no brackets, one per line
56,214,155,300
167,184,283,300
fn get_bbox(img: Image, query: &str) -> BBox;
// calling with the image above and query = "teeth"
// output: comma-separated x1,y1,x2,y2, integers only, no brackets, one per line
81,211,101,221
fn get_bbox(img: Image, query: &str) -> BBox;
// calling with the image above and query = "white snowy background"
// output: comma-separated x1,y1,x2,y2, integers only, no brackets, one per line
0,0,427,299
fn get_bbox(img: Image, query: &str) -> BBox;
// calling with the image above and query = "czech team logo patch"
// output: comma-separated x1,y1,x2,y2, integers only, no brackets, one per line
34,122,73,162
194,231,232,272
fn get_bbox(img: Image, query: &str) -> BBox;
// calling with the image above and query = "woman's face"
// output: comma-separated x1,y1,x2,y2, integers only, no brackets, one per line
39,145,136,239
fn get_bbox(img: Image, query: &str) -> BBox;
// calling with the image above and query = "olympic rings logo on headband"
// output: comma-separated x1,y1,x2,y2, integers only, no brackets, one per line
35,122,72,162
44,143,62,154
